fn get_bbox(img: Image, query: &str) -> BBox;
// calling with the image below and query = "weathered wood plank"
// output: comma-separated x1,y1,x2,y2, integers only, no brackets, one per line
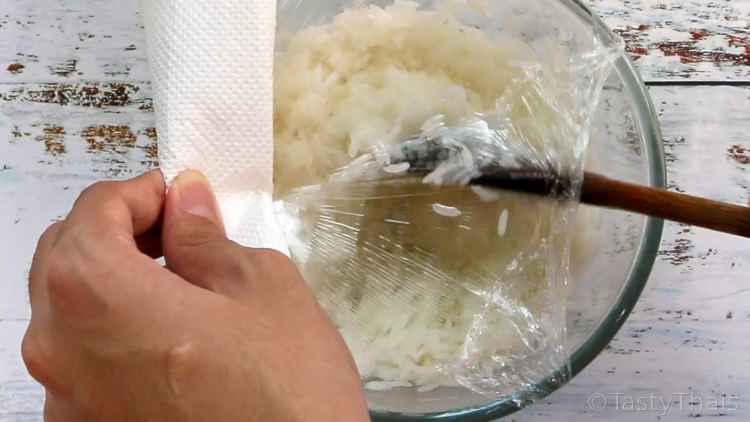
1,0,749,84
514,85,750,421
0,81,156,321
0,0,146,83
0,81,152,109
0,321,42,422
0,82,156,174
590,0,750,82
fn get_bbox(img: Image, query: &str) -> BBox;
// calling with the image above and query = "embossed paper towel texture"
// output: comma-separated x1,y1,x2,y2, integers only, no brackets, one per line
141,0,288,253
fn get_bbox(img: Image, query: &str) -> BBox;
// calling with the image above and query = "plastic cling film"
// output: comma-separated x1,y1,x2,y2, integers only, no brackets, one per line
272,0,623,401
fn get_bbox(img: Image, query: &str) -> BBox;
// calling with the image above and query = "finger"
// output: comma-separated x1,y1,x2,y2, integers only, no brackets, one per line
162,170,256,296
162,170,312,303
41,172,185,325
62,170,166,249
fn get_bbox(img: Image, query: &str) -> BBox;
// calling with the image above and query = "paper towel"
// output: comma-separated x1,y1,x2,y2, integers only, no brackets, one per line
141,0,288,254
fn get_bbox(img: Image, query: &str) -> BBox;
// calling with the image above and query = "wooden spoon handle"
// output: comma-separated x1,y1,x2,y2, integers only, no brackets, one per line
582,172,750,238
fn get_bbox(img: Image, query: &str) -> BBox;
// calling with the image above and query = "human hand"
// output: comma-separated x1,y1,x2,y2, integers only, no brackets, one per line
22,170,369,422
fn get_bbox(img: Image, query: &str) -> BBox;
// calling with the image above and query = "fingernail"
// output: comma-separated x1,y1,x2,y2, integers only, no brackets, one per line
170,170,224,228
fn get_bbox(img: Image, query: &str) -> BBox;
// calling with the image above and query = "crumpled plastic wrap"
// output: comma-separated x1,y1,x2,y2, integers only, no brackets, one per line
273,0,622,400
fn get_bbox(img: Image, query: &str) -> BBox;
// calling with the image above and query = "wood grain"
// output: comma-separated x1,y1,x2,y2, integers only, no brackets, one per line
0,0,147,83
1,1,748,84
0,322,42,421
581,172,750,238
589,0,750,82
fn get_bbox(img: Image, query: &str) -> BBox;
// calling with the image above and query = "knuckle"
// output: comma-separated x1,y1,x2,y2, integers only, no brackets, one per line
21,332,53,387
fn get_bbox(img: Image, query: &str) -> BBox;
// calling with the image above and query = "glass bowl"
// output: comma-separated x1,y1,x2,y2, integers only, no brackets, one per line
276,0,665,420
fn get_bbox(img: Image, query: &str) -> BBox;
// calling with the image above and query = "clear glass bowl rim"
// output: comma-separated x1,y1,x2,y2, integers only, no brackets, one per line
371,1,667,420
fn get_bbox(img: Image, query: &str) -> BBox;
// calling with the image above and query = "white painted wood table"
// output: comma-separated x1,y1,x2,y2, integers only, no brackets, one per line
1,1,749,421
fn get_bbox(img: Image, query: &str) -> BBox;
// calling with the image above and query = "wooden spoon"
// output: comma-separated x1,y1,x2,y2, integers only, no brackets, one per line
471,169,750,238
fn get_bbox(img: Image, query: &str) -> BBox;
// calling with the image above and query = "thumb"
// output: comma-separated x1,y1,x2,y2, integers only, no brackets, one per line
162,170,250,295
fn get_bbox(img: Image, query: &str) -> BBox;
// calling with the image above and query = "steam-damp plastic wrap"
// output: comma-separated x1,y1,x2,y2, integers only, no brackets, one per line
273,0,622,399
